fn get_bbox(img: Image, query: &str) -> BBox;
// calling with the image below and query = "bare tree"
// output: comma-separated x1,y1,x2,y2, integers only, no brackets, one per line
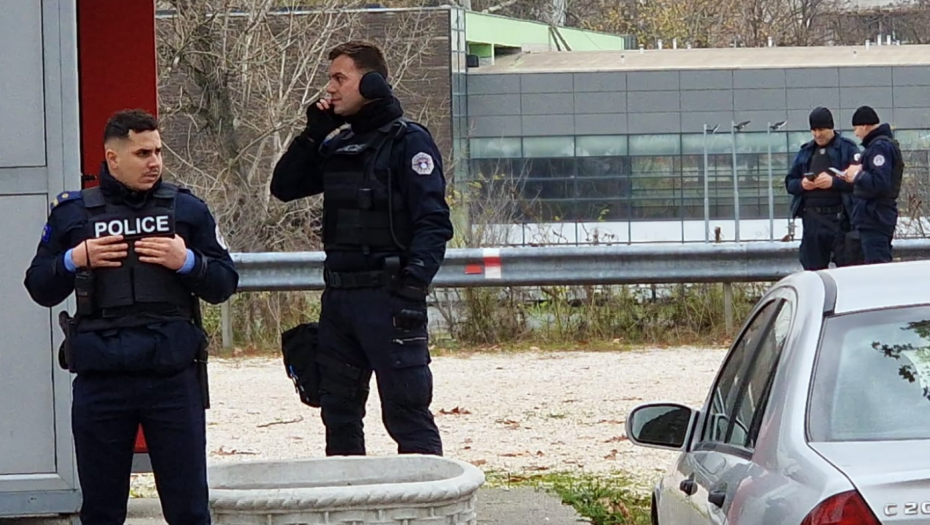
156,1,450,347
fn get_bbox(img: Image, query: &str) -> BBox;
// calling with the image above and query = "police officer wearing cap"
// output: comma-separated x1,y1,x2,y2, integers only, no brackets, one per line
271,41,453,456
841,105,902,264
24,109,239,525
785,107,861,270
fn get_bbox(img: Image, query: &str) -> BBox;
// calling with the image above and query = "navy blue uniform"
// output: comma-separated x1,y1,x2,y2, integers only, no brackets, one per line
850,123,901,263
23,168,238,525
785,133,860,269
272,104,453,456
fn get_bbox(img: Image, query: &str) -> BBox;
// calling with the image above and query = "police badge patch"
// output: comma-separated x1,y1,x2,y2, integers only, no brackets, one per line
412,152,434,176
874,154,886,167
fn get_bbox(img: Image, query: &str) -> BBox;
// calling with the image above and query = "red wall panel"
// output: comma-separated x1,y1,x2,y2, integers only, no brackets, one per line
77,0,158,188
76,1,158,453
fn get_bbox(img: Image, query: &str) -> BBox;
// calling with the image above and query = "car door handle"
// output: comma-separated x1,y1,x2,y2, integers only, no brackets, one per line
679,479,697,496
708,488,727,508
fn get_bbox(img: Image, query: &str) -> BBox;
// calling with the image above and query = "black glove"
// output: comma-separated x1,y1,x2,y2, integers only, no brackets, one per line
391,280,428,331
394,307,427,331
302,100,344,144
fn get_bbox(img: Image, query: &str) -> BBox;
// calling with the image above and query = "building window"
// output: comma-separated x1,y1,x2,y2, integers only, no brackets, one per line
523,136,575,158
463,129,929,226
471,137,522,158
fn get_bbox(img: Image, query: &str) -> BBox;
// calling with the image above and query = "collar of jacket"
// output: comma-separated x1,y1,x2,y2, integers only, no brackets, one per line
96,161,163,209
344,96,404,135
862,123,893,147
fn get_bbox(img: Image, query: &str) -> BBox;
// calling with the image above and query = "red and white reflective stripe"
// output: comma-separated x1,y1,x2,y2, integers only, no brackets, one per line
463,248,502,279
483,248,502,279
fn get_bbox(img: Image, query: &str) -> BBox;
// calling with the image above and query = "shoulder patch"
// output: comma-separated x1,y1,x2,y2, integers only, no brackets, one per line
411,151,435,176
40,223,52,243
49,190,81,211
873,154,886,167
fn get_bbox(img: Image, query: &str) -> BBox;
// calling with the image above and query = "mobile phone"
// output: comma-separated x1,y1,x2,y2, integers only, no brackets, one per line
828,167,845,176
804,172,816,181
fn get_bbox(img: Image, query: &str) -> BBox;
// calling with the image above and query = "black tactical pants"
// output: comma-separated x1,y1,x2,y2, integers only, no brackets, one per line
317,286,442,456
800,210,843,271
859,228,894,264
71,365,208,525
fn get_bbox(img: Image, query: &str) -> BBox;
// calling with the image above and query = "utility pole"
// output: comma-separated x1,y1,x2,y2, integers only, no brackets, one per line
550,0,567,26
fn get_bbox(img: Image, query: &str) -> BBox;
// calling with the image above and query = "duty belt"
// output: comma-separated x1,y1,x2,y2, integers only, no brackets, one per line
323,269,385,289
807,205,842,215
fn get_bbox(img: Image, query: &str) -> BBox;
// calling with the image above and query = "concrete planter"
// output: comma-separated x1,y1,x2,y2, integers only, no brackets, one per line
207,455,485,525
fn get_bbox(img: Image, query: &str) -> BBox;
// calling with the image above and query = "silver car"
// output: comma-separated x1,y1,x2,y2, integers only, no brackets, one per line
627,260,930,525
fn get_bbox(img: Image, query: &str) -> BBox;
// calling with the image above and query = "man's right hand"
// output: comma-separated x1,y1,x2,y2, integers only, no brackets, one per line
304,98,343,143
72,235,128,269
801,177,816,191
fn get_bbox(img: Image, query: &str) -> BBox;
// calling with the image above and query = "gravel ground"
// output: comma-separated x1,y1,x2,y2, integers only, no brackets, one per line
131,346,726,495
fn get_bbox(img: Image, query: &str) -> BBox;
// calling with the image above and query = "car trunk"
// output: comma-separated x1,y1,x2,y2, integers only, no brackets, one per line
810,441,930,524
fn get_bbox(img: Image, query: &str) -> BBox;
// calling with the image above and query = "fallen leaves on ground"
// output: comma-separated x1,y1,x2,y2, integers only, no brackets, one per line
256,416,303,428
438,406,472,415
212,446,258,456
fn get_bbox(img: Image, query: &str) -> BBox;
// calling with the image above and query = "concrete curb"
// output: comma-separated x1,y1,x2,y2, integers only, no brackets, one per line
124,486,586,525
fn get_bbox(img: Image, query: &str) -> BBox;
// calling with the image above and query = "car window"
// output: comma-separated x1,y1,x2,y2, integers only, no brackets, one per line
728,301,793,449
701,300,780,445
810,305,930,442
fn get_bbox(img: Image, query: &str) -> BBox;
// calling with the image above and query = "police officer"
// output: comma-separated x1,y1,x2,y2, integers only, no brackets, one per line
841,106,902,264
23,109,239,525
271,40,453,456
785,107,861,270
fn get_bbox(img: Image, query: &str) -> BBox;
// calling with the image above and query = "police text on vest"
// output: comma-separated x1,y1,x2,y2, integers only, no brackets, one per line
94,216,172,238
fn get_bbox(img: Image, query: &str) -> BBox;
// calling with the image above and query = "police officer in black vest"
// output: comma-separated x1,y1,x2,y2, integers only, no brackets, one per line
271,41,453,456
841,106,903,264
785,107,861,270
24,110,239,525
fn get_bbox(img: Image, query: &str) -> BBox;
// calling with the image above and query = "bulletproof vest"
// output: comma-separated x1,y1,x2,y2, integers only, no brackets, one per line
808,146,833,175
320,119,413,254
805,144,841,206
868,136,905,200
78,183,193,330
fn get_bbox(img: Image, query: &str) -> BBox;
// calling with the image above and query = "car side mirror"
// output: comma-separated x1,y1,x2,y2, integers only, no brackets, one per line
626,403,696,451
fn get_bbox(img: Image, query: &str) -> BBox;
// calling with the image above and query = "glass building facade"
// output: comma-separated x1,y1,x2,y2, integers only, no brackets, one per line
466,130,930,226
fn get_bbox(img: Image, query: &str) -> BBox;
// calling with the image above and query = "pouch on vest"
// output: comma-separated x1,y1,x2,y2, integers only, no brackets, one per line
80,184,192,327
321,120,412,253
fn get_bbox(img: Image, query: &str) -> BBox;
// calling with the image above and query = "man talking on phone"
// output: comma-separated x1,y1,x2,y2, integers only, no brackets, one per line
785,107,861,270
271,41,453,456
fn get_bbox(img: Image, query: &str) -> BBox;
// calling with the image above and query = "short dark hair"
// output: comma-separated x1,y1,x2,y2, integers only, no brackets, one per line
103,109,159,143
328,40,389,79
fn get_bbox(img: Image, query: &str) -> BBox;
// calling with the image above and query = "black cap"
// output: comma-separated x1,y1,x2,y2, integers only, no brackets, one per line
809,107,834,130
852,106,880,126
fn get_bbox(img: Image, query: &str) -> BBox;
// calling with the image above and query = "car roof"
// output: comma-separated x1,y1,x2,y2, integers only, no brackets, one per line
814,259,930,315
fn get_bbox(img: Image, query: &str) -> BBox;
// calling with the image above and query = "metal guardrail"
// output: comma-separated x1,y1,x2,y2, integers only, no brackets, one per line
230,239,930,292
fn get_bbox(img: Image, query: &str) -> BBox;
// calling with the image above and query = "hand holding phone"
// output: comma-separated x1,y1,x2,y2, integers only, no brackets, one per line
828,167,844,177
304,97,344,142
801,172,817,190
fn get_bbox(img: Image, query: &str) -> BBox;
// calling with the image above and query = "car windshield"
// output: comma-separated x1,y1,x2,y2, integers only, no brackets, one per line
809,305,930,442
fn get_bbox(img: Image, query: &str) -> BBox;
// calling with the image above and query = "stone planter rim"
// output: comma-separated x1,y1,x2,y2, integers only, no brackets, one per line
208,454,486,513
